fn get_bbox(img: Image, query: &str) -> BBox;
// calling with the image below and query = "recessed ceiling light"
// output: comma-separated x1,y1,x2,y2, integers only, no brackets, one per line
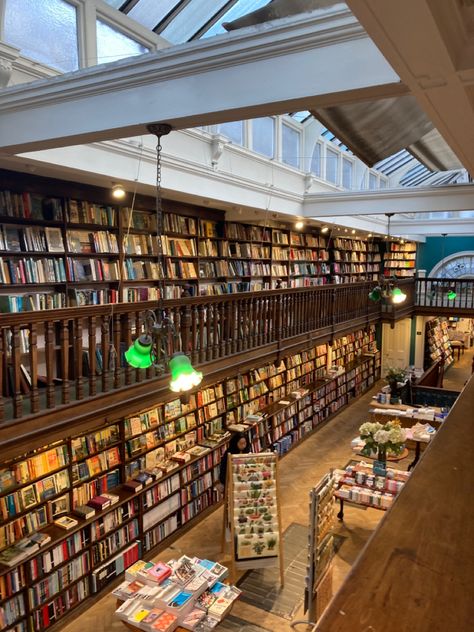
295,220,304,230
351,229,356,234
112,184,126,199
321,226,329,233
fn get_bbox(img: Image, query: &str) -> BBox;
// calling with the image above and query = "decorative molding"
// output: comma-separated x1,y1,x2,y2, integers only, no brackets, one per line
210,134,229,168
0,43,20,88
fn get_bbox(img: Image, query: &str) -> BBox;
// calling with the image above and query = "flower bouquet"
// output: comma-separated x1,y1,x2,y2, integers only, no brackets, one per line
359,420,406,475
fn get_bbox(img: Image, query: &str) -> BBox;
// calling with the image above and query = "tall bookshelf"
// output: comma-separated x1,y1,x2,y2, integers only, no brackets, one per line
383,241,417,278
424,318,454,370
0,170,385,312
0,325,380,631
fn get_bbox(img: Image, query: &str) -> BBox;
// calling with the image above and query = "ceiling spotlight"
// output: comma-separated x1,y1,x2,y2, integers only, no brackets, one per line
368,233,373,238
321,226,329,233
295,220,304,230
344,228,348,233
351,229,356,234
112,184,126,199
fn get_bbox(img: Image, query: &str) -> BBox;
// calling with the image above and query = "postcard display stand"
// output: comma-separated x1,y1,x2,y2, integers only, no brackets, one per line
224,453,284,586
298,473,335,628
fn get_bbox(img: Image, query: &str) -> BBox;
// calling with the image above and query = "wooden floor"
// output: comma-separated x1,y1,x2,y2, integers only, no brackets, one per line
61,354,472,632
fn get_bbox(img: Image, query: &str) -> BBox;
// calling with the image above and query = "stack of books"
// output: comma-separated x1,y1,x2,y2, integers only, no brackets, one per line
113,555,240,631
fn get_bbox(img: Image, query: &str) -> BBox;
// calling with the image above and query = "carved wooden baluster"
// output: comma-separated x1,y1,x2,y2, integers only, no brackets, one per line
60,319,70,405
251,297,258,348
229,301,237,354
75,317,84,401
206,303,213,361
181,304,192,357
88,316,97,396
0,331,4,422
101,315,110,392
122,313,132,386
263,297,269,344
303,291,309,334
26,323,39,415
244,297,251,350
45,320,55,409
134,311,142,383
213,302,220,359
217,302,226,358
236,299,243,352
10,326,22,418
198,304,206,363
191,304,199,365
113,313,121,389
224,300,232,355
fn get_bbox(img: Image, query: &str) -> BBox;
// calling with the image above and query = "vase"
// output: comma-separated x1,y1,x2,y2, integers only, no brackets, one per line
373,445,387,476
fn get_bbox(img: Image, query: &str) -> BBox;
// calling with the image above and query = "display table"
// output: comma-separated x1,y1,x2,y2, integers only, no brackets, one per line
450,339,465,360
333,462,410,521
368,401,445,428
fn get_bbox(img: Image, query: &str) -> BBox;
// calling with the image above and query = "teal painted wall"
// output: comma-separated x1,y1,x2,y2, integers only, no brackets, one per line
417,236,474,275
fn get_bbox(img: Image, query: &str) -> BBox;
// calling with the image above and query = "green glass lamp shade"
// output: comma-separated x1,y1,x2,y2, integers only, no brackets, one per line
125,335,153,369
368,286,382,302
169,352,203,393
391,287,407,304
447,290,457,300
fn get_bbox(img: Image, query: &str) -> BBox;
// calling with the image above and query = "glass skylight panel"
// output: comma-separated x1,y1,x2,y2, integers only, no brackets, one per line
96,19,150,65
368,173,378,189
290,111,311,123
252,117,274,159
282,124,300,168
202,0,272,38
102,0,124,8
218,121,244,145
128,0,183,30
160,0,230,43
4,0,79,72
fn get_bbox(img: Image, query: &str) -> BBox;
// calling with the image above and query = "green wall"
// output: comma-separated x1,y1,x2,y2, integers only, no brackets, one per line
417,236,474,275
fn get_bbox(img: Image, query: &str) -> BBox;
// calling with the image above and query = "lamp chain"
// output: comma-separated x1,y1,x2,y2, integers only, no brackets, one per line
147,123,172,315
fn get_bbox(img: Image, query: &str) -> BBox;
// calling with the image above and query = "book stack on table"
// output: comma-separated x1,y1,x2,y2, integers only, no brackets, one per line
113,555,241,632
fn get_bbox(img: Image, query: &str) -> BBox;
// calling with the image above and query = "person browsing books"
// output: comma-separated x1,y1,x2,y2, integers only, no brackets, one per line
217,432,251,489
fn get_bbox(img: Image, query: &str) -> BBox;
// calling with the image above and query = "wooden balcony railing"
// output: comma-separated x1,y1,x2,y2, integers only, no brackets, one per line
0,281,383,422
415,277,474,311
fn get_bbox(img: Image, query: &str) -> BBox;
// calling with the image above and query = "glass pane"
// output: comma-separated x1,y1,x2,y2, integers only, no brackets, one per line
380,179,388,189
160,0,230,43
4,0,78,72
252,117,274,158
102,0,124,8
290,111,311,123
282,123,300,169
369,173,378,189
219,121,244,145
342,158,353,190
202,0,272,38
96,20,150,65
128,0,182,30
326,148,339,184
311,143,322,177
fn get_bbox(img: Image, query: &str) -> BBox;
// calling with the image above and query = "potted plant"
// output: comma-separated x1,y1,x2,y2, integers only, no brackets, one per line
385,367,407,402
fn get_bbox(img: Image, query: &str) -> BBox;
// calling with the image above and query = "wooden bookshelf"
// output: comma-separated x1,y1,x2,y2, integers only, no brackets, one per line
330,238,381,284
383,241,417,278
0,323,380,631
424,318,454,370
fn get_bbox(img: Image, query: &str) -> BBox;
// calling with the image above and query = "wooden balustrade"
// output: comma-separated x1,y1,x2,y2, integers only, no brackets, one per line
416,277,474,311
0,281,402,422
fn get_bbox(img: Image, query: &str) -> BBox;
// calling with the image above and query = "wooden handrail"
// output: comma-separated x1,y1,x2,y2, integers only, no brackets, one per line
315,376,473,631
0,281,387,421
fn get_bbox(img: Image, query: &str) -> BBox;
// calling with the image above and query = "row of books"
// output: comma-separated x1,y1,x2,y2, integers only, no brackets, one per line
67,229,119,254
0,257,67,284
68,200,117,226
0,191,62,221
0,226,64,254
66,257,119,282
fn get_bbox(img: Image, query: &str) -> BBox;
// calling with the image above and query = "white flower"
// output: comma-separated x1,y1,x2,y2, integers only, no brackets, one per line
374,429,390,444
359,422,382,437
388,427,405,444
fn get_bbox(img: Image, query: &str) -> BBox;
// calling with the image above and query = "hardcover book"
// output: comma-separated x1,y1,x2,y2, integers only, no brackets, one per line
54,515,79,530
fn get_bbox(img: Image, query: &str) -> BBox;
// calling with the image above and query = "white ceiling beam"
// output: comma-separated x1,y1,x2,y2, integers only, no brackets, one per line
347,0,474,174
303,183,474,217
391,219,474,237
0,7,402,154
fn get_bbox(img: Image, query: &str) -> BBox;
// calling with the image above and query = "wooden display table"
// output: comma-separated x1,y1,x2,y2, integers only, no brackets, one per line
450,339,465,360
368,401,444,428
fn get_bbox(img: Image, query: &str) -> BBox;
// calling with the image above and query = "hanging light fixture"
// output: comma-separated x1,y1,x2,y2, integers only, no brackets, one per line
124,123,203,393
112,183,126,199
368,213,406,305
